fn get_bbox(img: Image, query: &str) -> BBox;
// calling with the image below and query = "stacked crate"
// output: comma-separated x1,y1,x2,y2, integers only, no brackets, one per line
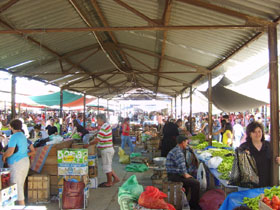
28,174,50,203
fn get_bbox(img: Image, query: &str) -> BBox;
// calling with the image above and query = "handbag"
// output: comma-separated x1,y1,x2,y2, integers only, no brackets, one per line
229,148,259,188
62,179,85,209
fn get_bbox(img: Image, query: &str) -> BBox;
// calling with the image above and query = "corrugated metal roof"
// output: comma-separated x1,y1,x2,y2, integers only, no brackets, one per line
211,0,280,20
0,0,279,99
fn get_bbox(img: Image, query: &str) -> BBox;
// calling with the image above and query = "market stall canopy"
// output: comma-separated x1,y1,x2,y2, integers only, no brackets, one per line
202,80,267,112
30,90,82,106
64,97,95,107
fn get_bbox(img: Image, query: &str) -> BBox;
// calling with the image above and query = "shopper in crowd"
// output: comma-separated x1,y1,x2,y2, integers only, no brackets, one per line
233,119,244,148
223,123,233,146
85,114,120,187
161,119,179,157
34,124,49,139
2,119,30,205
166,135,201,210
71,119,90,144
212,119,221,142
240,122,280,187
121,118,134,153
45,119,58,136
54,118,61,135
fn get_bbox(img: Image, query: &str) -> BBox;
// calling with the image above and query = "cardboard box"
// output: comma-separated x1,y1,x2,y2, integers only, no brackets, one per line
259,200,273,210
58,163,88,175
0,183,17,207
28,174,50,203
88,155,97,166
57,149,88,164
88,177,98,189
88,166,98,178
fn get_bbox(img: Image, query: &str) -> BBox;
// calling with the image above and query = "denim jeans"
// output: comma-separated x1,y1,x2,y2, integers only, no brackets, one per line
83,133,90,144
121,135,134,153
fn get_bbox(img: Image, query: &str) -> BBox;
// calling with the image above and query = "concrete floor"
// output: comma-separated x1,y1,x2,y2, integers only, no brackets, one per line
38,143,154,210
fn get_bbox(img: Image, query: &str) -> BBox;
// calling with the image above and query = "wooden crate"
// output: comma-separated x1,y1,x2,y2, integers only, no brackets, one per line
28,174,50,203
162,180,183,210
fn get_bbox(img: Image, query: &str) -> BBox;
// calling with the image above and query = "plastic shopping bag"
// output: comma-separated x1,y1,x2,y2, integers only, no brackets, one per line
207,156,223,169
197,163,207,191
138,186,175,210
199,189,225,210
118,175,144,201
125,164,148,172
118,147,130,164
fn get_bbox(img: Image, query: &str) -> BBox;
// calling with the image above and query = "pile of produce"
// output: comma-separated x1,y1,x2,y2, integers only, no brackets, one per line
243,186,280,210
192,141,229,150
217,156,234,180
190,133,206,143
192,142,208,150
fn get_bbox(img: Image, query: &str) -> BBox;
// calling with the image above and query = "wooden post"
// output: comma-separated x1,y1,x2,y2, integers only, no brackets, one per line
189,86,193,134
59,89,63,135
18,103,21,116
268,24,279,186
171,98,173,117
11,75,16,119
83,94,86,128
208,73,213,146
107,99,109,120
175,95,177,119
97,97,100,114
181,93,183,120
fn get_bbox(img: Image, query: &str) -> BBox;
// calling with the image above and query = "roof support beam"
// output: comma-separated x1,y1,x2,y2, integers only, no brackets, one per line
90,0,132,70
65,48,100,72
0,0,19,13
121,43,208,74
113,0,159,26
68,0,127,72
124,51,154,71
155,0,173,94
0,18,109,87
0,25,263,34
177,0,272,26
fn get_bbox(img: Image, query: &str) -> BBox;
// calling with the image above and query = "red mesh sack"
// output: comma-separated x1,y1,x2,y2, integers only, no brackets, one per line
138,186,175,210
199,189,225,210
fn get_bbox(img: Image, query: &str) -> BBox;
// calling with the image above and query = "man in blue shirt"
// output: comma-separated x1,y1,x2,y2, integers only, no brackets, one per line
166,135,201,210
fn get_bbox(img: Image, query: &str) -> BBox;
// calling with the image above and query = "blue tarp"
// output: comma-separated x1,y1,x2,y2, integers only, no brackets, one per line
219,187,269,210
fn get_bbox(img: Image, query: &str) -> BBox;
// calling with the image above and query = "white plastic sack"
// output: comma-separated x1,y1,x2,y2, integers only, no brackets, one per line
207,156,223,169
197,152,212,161
197,163,207,192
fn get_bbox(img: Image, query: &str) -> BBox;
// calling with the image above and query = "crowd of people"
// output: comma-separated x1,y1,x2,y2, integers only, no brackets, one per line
0,108,277,208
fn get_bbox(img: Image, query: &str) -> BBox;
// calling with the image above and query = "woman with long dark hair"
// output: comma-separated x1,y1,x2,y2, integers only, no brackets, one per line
240,121,280,187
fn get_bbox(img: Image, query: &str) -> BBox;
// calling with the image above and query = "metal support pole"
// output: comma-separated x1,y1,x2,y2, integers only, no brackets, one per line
11,75,16,119
268,24,279,186
189,86,193,134
208,73,213,146
83,94,86,128
59,89,63,135
181,93,183,120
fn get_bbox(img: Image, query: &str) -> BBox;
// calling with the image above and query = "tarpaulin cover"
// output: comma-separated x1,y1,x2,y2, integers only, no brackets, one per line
64,97,95,107
219,187,268,210
202,79,267,112
30,90,82,106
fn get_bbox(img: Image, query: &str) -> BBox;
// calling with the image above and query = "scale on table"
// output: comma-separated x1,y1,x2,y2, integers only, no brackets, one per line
152,157,167,179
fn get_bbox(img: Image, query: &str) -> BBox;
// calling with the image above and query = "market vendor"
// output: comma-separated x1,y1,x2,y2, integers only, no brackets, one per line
166,135,201,210
239,121,280,187
2,119,30,205
85,114,120,187
71,119,90,144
